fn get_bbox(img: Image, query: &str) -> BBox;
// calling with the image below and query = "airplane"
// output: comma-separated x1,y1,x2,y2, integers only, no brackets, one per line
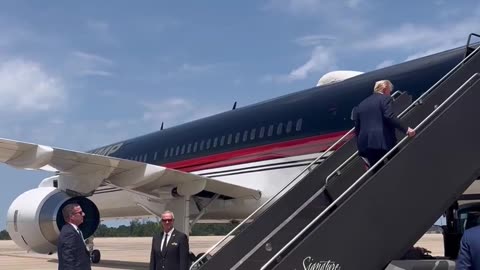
2,42,476,264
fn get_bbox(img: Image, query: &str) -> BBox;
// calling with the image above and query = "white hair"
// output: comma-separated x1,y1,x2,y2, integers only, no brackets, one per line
374,80,393,94
162,210,175,219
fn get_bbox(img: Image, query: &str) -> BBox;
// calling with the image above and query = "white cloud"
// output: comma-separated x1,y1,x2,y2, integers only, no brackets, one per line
264,46,336,83
353,16,480,53
353,24,439,50
141,97,223,127
179,63,215,73
265,0,369,35
80,70,113,77
376,59,395,69
404,41,464,62
289,47,335,80
294,35,336,47
0,59,65,112
70,51,114,77
347,10,480,64
73,51,113,65
266,0,364,15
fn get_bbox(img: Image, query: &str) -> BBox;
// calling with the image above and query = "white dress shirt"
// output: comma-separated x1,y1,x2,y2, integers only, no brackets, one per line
161,228,174,251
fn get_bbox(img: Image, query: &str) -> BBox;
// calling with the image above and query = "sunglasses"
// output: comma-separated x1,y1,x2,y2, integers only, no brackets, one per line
161,218,173,222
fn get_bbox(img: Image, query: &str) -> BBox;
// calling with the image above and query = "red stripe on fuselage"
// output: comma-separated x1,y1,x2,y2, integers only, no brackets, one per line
164,131,352,172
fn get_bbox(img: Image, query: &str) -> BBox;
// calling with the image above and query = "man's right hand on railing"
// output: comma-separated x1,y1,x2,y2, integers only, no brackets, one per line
406,127,416,137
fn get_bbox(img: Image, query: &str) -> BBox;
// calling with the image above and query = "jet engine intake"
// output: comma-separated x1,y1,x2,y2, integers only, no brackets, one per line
6,187,99,254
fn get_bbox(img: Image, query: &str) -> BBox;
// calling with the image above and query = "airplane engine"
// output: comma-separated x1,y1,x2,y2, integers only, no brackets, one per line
316,70,364,86
6,187,100,254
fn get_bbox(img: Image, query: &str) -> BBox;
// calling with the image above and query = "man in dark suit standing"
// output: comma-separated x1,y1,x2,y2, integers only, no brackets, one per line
457,225,480,269
150,210,190,270
352,80,415,169
57,203,91,270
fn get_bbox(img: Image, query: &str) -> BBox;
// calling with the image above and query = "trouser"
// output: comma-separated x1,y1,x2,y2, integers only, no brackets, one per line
360,149,389,169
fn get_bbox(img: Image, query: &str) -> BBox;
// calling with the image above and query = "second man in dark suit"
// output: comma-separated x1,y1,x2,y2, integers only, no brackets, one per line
352,80,415,169
150,210,190,270
57,203,91,270
457,225,480,269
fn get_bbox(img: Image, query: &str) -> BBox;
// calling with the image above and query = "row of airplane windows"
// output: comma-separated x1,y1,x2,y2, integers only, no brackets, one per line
127,119,303,162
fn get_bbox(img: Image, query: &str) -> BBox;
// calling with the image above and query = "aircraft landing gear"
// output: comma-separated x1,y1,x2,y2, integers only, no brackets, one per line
91,249,101,264
86,236,101,264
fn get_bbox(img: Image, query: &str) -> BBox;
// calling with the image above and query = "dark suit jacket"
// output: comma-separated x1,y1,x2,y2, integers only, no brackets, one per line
150,229,190,270
457,226,480,270
353,93,407,155
57,223,91,270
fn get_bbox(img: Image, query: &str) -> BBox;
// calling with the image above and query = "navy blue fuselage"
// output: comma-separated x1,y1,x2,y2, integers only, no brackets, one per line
89,47,465,172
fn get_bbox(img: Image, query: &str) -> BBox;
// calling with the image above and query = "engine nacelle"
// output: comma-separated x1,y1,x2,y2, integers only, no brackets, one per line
6,187,100,254
316,70,364,86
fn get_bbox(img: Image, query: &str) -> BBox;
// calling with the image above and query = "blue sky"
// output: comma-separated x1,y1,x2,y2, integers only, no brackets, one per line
0,0,479,229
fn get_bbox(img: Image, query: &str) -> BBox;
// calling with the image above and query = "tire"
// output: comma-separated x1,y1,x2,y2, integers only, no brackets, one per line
91,249,101,264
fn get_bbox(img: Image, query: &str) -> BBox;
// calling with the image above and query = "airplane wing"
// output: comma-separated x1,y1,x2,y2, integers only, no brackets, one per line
0,138,261,200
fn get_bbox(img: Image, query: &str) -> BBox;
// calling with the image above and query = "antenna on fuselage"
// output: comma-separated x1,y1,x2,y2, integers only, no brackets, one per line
232,101,237,110
160,122,164,130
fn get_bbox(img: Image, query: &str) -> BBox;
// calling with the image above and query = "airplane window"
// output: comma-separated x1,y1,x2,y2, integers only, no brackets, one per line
296,118,303,131
268,125,274,136
154,152,158,160
187,144,192,153
206,139,211,149
193,142,198,152
200,140,205,151
220,136,225,146
286,121,293,133
181,145,186,155
227,134,232,144
213,137,218,148
250,128,256,140
235,132,240,143
259,127,265,138
277,123,283,135
170,148,174,157
164,149,168,158
243,130,248,142
175,146,180,156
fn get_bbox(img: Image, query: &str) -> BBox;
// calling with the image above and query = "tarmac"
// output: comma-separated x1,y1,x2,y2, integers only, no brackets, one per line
0,234,443,270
